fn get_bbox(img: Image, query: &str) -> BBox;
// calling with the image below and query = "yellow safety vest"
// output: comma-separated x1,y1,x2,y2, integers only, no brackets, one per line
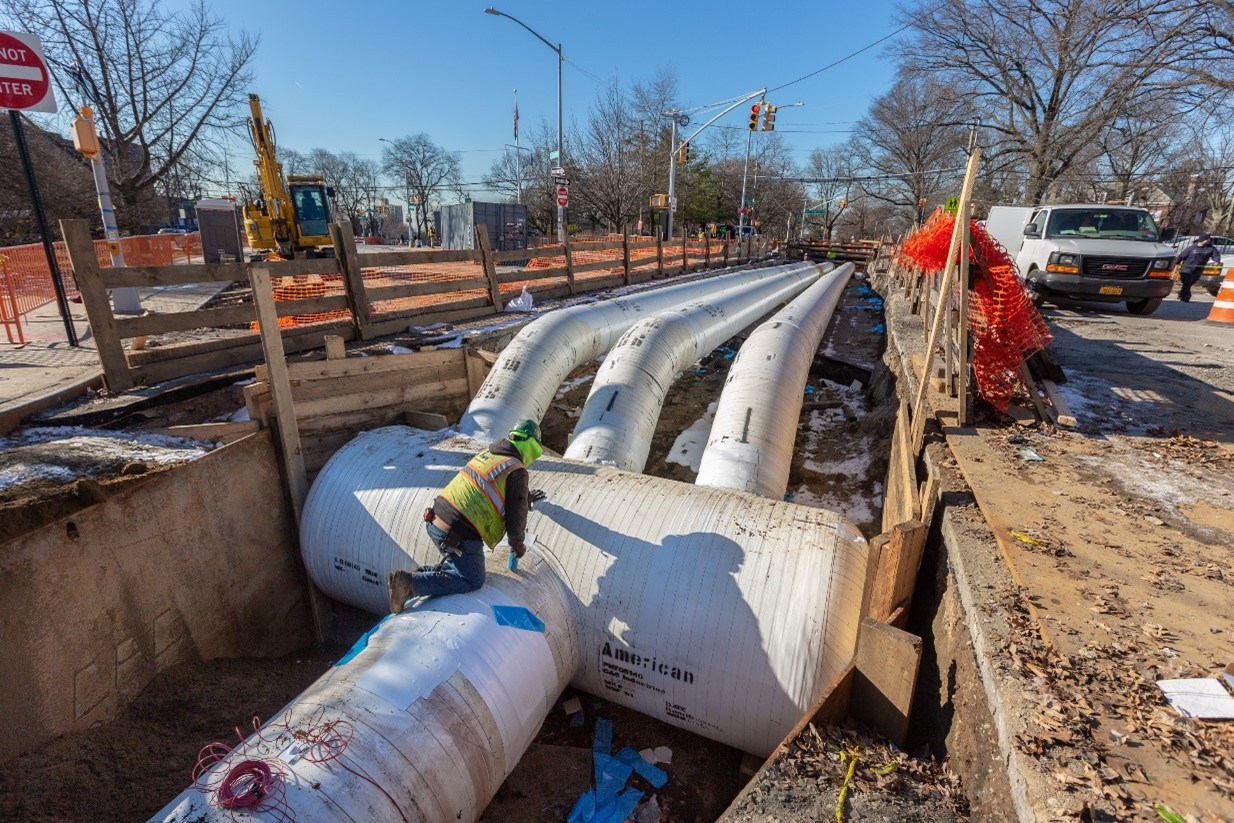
440,450,524,548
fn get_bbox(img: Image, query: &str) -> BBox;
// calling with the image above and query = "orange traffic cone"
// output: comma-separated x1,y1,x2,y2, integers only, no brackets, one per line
1206,267,1234,325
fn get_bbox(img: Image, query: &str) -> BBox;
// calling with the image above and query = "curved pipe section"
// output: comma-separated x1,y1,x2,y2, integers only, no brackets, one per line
154,427,869,822
564,263,820,472
458,263,818,442
696,263,855,497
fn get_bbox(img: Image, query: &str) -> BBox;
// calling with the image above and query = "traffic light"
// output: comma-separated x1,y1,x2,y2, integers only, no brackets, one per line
677,143,691,164
749,103,760,131
761,104,777,131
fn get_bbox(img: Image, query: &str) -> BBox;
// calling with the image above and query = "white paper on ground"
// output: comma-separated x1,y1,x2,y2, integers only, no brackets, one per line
1157,677,1234,719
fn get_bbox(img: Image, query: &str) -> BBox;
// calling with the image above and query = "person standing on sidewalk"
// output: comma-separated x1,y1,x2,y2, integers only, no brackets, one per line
1174,232,1222,302
387,420,547,613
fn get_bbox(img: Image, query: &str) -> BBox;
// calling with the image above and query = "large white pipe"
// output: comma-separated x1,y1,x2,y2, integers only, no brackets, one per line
458,263,817,443
696,263,855,497
564,263,821,472
154,427,869,822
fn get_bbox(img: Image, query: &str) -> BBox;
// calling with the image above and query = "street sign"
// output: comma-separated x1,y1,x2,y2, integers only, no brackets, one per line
550,166,566,177
552,175,569,185
0,31,57,113
805,209,827,215
556,185,569,207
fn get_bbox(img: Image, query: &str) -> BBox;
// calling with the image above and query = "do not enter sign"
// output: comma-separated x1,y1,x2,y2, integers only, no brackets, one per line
0,31,57,113
556,184,569,207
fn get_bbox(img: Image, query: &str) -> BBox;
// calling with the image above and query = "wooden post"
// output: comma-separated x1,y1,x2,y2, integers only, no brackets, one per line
852,617,922,746
722,239,730,268
60,219,133,391
681,234,689,274
562,238,577,293
324,333,346,360
910,147,981,454
704,234,711,269
250,265,329,643
957,209,972,425
475,225,502,309
655,235,664,277
622,231,631,285
329,221,374,340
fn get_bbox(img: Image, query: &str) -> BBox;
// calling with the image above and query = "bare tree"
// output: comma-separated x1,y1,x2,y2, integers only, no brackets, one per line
900,0,1200,203
1175,1,1234,91
381,134,461,239
1,0,257,232
574,80,654,232
0,115,96,243
802,144,859,240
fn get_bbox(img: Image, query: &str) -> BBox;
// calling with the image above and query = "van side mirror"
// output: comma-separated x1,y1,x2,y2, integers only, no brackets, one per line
1023,224,1040,238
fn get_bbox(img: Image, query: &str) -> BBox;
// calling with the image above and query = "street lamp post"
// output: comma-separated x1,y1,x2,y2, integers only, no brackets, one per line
379,137,413,245
485,7,565,243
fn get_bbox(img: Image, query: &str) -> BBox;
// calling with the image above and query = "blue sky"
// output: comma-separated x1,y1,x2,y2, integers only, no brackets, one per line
174,0,903,202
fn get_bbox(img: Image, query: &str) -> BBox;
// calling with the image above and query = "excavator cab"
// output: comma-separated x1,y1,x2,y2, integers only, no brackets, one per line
289,180,332,246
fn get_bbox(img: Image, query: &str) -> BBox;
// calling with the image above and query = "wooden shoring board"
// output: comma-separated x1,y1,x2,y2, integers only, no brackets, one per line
852,617,923,746
881,398,919,533
867,521,929,623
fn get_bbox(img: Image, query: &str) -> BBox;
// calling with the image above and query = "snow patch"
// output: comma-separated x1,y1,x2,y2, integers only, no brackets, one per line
666,402,718,472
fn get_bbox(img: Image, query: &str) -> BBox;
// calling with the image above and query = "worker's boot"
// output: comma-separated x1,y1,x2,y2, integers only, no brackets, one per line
387,570,415,615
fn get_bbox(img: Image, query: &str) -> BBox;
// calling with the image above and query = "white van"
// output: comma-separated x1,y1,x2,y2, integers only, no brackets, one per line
985,204,1176,315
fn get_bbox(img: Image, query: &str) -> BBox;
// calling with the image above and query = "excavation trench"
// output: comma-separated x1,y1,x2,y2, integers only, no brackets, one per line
0,269,999,821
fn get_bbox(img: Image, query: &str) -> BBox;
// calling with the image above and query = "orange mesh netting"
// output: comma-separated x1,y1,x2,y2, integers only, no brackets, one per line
898,211,1052,413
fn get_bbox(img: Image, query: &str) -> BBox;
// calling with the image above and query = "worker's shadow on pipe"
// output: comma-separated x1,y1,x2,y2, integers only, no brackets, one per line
533,498,796,737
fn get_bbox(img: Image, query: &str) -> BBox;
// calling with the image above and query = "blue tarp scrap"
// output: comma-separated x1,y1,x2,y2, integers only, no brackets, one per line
872,323,886,334
491,604,546,633
568,717,668,823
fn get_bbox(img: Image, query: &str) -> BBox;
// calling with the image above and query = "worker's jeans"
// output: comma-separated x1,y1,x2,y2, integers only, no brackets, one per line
412,521,486,597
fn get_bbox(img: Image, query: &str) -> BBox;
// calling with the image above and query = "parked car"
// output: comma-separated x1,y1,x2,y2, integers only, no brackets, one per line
157,227,188,235
1169,234,1233,296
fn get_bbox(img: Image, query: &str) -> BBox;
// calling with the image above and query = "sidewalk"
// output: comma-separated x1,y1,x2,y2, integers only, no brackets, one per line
0,282,230,433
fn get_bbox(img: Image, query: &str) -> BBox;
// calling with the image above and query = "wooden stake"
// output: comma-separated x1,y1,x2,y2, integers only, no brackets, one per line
957,209,973,425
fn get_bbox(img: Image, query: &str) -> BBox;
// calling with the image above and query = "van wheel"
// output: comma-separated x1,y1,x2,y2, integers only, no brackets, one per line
1026,278,1048,307
1126,297,1162,315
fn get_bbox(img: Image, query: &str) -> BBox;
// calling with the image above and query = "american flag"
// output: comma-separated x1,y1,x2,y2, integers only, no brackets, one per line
513,100,519,141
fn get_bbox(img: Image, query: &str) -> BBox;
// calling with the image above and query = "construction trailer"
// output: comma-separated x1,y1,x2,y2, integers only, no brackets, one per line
439,201,529,252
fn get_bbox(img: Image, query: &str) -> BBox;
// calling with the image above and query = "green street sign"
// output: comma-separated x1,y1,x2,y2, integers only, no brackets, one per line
804,209,827,215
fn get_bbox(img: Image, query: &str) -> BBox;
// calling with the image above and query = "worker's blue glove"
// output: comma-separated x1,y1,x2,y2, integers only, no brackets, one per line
529,489,547,507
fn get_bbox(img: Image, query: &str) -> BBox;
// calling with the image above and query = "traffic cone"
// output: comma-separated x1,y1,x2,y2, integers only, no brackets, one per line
1206,267,1234,325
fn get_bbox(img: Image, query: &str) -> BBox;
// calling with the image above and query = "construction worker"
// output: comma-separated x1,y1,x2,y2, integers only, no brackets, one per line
1174,231,1222,303
387,419,547,613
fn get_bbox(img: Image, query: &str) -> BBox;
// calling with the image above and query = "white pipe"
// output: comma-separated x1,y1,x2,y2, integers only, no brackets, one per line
458,262,817,443
564,263,821,472
154,428,869,822
696,263,855,497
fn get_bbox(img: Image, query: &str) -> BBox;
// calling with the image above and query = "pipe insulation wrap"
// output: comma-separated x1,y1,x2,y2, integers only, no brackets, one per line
564,263,822,472
458,263,819,442
696,263,855,497
150,429,871,821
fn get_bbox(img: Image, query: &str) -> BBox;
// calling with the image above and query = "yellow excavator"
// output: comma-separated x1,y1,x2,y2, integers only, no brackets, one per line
242,94,334,259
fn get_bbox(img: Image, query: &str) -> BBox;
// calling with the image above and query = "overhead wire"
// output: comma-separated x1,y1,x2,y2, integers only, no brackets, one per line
765,23,912,95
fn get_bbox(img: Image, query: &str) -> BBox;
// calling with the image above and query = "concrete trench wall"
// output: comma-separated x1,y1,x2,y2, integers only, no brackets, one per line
0,431,313,763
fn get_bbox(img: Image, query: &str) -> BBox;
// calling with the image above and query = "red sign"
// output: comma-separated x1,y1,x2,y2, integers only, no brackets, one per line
556,185,569,207
0,31,56,113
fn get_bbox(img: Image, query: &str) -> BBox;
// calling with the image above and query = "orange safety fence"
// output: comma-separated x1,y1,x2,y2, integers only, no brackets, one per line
898,209,1052,414
0,232,202,318
0,256,27,345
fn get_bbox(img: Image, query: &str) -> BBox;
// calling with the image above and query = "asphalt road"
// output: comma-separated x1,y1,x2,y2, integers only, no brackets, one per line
1039,289,1234,442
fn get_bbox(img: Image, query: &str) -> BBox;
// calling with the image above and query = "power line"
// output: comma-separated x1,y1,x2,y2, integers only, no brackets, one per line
766,23,912,95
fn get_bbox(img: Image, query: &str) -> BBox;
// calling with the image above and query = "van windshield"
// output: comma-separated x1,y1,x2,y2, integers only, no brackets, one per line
1045,208,1160,241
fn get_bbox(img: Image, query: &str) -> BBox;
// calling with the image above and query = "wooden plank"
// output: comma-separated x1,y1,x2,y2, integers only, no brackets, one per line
115,304,255,338
250,266,328,644
287,347,462,381
1040,379,1077,427
329,221,374,340
1005,404,1037,426
957,214,972,425
99,256,338,289
464,348,492,397
297,404,413,435
364,276,490,301
852,617,922,746
622,232,631,285
867,521,928,621
491,247,535,264
881,398,918,533
324,334,346,360
293,377,471,420
61,219,133,391
569,258,621,275
656,236,664,277
366,303,497,339
497,266,569,284
244,382,273,428
351,248,476,266
1017,362,1051,421
404,410,450,430
291,362,463,403
918,469,941,533
147,421,258,443
475,224,502,309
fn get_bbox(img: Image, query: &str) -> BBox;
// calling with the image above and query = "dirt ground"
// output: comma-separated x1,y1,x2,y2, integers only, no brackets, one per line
0,272,969,821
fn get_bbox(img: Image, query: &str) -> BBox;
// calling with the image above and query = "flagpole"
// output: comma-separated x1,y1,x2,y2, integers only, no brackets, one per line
514,89,521,205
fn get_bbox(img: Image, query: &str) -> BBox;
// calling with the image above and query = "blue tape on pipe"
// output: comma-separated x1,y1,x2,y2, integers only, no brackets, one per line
491,605,546,633
335,615,390,666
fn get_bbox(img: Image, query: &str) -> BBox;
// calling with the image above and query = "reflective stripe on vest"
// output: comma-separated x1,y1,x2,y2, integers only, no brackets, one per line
440,450,524,548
